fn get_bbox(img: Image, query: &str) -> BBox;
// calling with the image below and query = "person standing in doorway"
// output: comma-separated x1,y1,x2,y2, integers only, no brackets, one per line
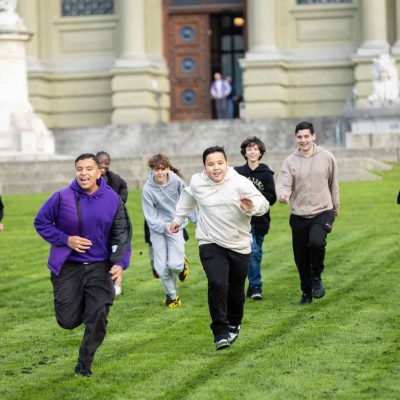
276,122,339,305
34,153,131,377
210,72,231,119
168,146,269,350
235,137,276,300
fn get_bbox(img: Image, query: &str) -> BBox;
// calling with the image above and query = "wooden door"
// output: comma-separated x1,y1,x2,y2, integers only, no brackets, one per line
167,14,211,121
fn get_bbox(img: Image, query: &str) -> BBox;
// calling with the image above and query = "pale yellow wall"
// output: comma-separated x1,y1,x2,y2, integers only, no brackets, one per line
18,0,169,128
16,0,400,126
243,0,363,119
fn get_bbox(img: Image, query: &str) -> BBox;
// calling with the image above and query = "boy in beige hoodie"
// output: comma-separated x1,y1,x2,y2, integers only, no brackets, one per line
276,121,339,305
168,146,269,350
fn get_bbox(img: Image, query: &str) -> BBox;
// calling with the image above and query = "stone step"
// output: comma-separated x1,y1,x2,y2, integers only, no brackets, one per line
0,150,394,194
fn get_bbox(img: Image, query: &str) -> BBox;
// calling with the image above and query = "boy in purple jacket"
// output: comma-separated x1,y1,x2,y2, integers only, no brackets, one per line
34,153,131,378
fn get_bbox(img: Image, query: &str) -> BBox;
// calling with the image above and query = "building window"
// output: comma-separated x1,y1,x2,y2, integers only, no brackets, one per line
61,0,114,17
297,0,352,4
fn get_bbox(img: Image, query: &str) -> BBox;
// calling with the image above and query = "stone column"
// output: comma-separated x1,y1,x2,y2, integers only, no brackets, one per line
112,0,170,124
17,0,42,70
246,0,278,59
0,1,54,156
392,0,400,54
357,0,389,56
115,0,147,67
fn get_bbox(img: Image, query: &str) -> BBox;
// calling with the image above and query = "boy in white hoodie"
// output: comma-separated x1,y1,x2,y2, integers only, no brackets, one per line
142,154,189,308
168,146,269,350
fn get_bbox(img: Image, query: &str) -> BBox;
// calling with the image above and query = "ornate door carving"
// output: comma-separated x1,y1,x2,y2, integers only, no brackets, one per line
167,14,211,120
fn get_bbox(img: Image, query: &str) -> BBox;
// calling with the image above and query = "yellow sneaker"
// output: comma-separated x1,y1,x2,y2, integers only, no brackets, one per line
165,295,181,308
179,257,189,282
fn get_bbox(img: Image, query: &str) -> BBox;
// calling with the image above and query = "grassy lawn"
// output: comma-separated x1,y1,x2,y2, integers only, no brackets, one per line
0,165,399,400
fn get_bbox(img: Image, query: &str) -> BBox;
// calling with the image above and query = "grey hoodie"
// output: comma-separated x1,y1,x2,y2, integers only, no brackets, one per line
276,145,339,217
142,171,186,234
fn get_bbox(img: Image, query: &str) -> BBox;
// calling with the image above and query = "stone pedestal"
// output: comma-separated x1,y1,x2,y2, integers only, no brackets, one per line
0,3,54,157
345,106,400,149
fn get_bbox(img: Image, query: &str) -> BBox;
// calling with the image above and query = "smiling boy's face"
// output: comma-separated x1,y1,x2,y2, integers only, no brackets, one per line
75,158,101,194
204,151,228,183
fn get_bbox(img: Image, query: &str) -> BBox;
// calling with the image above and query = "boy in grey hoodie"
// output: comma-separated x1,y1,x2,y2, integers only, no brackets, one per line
276,121,339,305
142,154,189,308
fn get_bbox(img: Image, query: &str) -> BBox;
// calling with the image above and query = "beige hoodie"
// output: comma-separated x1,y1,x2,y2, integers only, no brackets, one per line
276,145,339,217
173,167,269,254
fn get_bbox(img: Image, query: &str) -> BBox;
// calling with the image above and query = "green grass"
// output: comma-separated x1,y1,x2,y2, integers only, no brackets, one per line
0,165,399,400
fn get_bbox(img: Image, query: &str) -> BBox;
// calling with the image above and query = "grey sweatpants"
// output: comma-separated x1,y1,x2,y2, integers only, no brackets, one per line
150,230,185,299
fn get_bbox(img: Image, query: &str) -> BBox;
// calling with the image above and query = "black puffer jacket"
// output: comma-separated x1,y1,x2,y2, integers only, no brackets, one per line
234,163,277,234
106,170,128,203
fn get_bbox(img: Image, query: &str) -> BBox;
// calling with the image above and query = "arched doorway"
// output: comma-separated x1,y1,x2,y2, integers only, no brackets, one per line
164,0,246,121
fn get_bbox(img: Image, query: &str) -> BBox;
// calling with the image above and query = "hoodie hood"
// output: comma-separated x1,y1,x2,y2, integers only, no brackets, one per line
70,176,107,200
292,144,324,158
200,166,236,184
142,170,186,234
146,170,181,189
235,163,274,176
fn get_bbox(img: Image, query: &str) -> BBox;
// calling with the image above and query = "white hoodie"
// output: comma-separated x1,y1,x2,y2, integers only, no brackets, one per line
173,167,269,254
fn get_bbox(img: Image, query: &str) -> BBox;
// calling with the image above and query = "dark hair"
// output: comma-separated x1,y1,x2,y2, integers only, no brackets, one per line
96,151,111,161
202,146,227,165
240,136,266,160
295,121,314,135
75,153,100,167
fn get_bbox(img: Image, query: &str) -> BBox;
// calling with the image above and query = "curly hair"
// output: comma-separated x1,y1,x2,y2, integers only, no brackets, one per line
239,136,266,160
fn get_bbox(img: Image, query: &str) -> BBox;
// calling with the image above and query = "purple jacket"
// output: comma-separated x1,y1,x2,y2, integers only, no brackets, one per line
34,178,131,275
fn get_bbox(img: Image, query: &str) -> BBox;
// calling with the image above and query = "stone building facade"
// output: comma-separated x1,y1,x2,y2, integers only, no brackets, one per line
16,0,400,129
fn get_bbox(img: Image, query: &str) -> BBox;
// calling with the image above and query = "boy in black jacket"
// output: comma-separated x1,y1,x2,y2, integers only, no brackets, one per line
235,137,277,300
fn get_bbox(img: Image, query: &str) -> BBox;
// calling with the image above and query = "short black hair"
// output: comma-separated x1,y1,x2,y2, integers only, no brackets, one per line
75,153,100,167
240,136,266,160
96,151,111,161
202,146,227,165
295,121,314,134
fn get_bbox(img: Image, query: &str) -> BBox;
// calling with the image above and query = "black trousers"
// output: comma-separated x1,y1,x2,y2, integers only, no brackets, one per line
199,243,249,340
51,261,115,372
289,211,335,294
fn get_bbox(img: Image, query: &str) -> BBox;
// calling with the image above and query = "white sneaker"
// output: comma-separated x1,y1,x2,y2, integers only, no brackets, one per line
114,283,122,296
228,325,241,343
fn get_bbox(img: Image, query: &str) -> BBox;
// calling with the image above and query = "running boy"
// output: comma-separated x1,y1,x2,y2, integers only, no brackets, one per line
142,154,189,308
235,137,276,300
168,146,269,350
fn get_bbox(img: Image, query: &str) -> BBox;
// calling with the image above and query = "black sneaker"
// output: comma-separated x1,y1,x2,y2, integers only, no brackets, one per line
312,278,325,298
215,337,230,351
74,365,92,378
246,286,263,300
228,325,241,344
299,293,313,305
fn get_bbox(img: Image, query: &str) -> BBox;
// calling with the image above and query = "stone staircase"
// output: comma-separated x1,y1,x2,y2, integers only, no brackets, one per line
0,149,395,195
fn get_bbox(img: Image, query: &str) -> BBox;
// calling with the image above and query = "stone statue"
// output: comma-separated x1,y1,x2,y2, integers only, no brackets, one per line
0,0,17,13
0,0,25,32
368,54,400,105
